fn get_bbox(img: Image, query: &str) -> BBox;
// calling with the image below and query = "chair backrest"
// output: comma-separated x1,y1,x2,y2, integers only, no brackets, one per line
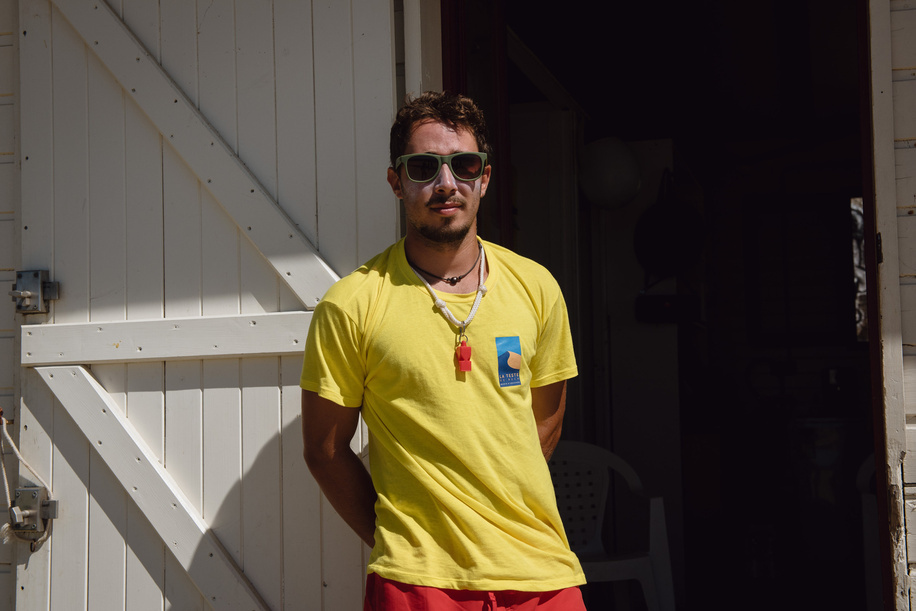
548,441,646,558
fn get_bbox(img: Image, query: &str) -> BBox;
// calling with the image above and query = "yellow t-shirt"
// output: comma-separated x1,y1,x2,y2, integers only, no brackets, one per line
300,238,584,591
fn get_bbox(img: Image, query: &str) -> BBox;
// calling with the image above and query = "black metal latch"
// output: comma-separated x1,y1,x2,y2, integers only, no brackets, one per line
9,270,59,314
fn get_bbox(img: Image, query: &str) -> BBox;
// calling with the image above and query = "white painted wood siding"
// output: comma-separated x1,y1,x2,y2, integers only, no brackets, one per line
870,0,916,607
0,0,18,606
12,1,398,609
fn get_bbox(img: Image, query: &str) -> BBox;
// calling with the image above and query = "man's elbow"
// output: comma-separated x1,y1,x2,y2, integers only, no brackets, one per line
303,438,357,480
303,441,333,473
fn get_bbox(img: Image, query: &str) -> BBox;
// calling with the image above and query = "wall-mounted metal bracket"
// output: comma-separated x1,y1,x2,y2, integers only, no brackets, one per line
10,270,60,314
10,487,58,538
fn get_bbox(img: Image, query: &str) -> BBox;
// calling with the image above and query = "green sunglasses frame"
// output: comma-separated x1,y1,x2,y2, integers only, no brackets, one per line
394,152,488,183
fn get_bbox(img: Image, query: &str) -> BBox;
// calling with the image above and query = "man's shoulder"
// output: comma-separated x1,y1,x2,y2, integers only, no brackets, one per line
483,239,560,291
319,241,403,307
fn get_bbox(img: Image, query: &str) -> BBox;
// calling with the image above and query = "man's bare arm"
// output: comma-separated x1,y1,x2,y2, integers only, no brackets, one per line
301,389,377,547
531,380,567,461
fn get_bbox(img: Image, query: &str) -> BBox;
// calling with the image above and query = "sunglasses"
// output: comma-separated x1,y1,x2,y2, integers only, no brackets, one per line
395,152,488,183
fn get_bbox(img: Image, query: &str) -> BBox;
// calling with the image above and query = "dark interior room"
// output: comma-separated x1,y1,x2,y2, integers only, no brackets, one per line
441,1,877,608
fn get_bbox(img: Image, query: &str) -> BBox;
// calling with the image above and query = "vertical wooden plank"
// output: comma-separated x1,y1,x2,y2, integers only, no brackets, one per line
160,0,197,106
124,104,164,321
50,5,89,324
163,149,202,318
0,15,15,582
14,373,53,611
50,398,90,611
126,500,166,611
274,0,314,312
18,0,54,273
236,0,280,316
235,0,276,200
240,239,278,314
320,492,366,609
274,0,317,253
198,0,243,564
164,361,205,610
47,9,91,609
313,1,358,276
123,37,167,607
353,0,398,263
164,363,203,513
123,351,160,440
0,550,10,611
0,20,14,573
164,550,205,611
87,365,128,611
200,189,243,568
126,363,166,610
84,37,130,604
87,49,126,322
241,357,281,610
198,0,240,317
202,359,242,565
196,0,236,152
121,0,160,63
16,1,54,604
160,4,204,605
280,355,322,609
198,0,244,543
161,0,201,320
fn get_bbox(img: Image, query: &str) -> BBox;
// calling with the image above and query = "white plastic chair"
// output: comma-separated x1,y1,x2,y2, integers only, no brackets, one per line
548,440,676,611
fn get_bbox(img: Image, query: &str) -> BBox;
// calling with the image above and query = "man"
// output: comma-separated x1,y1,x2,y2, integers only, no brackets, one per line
301,91,586,610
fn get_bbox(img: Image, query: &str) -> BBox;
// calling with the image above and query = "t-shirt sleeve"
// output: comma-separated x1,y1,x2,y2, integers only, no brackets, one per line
300,298,366,408
528,287,578,388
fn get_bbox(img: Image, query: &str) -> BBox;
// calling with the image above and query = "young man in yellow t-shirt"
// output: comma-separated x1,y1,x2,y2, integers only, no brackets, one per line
301,92,586,610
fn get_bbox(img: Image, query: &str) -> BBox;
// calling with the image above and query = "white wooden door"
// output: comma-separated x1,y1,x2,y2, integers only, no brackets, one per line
12,0,397,609
869,0,916,608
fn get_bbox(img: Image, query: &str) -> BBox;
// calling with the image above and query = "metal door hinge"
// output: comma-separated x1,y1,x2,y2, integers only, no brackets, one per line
9,270,59,314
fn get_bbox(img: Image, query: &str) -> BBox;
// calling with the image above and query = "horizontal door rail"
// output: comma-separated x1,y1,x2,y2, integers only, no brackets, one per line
21,312,311,366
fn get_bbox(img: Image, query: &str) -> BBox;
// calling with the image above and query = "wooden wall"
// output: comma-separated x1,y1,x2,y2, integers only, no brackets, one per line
10,0,398,609
0,0,17,606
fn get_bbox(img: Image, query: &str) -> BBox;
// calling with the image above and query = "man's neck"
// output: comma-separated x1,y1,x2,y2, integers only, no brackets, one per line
404,233,485,294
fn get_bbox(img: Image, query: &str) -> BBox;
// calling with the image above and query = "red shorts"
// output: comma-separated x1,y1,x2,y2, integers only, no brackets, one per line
364,573,587,610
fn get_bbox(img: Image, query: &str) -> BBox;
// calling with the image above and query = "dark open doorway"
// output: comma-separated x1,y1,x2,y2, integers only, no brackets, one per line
440,1,878,609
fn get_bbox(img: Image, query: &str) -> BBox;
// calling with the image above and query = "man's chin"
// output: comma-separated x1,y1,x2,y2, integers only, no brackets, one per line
416,222,472,246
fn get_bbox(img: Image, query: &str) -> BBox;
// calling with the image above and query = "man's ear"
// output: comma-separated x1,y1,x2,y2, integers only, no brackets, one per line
479,164,492,198
387,167,403,199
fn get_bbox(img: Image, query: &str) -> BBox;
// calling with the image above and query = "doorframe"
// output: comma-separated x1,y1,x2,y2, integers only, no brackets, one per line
862,0,909,607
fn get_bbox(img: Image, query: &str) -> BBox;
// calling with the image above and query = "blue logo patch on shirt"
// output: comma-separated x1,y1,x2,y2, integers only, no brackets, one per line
495,336,522,388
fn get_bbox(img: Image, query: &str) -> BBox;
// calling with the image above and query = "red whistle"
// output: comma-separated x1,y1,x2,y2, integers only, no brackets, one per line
456,340,472,372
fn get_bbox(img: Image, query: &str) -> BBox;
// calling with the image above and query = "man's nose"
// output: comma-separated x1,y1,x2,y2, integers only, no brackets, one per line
434,162,457,192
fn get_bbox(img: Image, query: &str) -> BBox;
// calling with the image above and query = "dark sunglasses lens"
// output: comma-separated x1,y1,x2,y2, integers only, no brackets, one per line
451,154,483,179
406,155,440,181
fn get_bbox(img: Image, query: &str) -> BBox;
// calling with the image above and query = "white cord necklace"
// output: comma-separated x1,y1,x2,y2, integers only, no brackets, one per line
408,242,487,372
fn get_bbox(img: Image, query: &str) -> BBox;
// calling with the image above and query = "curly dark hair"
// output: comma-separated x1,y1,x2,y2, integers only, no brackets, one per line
389,91,492,167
